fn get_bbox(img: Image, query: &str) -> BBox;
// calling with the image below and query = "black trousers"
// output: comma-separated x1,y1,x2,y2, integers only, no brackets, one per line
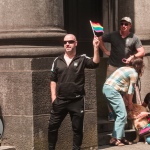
48,97,84,150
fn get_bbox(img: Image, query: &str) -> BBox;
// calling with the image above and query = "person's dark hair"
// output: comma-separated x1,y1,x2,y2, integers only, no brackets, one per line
129,58,144,76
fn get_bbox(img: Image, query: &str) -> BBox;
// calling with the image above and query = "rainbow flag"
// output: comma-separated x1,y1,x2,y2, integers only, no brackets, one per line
90,21,104,33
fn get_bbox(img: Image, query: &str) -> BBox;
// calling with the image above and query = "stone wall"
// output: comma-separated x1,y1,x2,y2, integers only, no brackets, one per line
1,0,150,149
0,57,51,150
0,56,98,150
140,47,150,101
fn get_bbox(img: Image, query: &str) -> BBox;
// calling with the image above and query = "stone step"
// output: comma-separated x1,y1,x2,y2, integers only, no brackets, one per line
99,142,150,150
98,118,134,133
98,129,136,146
98,118,114,133
0,146,16,150
98,117,136,146
98,131,112,146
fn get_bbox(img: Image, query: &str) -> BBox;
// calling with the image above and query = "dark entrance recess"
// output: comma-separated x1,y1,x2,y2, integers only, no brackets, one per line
63,0,103,57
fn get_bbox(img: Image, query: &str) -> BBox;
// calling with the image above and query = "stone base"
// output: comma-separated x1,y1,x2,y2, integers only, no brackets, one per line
0,146,16,150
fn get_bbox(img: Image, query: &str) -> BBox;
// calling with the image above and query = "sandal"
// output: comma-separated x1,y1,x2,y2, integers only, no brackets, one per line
110,138,125,146
121,138,132,145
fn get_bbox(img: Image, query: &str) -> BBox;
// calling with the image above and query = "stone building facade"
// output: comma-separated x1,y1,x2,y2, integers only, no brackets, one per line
0,0,149,150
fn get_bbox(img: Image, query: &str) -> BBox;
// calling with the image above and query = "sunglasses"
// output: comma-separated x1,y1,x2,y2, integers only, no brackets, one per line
120,22,129,26
64,40,75,44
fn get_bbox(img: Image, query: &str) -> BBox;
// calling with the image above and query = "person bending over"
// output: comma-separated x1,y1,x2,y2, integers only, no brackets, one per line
102,58,144,146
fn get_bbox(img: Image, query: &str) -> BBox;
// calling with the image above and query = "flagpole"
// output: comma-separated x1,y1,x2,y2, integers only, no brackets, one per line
89,20,95,36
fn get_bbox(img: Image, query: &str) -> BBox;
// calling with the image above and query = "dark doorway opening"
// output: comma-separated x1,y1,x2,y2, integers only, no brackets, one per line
63,0,103,57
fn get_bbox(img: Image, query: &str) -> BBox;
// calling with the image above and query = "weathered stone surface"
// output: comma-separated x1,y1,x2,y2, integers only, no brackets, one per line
0,56,98,150
2,116,33,150
141,56,150,101
0,146,15,150
32,71,51,115
2,0,150,149
0,57,52,150
0,0,64,30
118,0,150,40
85,69,97,110
0,58,31,70
96,58,108,118
81,112,98,149
34,115,49,150
0,68,33,116
0,0,98,149
0,0,66,57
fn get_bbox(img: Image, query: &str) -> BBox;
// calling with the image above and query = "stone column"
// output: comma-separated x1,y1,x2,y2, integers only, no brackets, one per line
118,0,150,101
0,0,66,150
0,0,98,150
0,0,66,57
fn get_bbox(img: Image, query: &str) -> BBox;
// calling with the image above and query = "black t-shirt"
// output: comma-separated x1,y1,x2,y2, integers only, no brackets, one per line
102,31,142,67
144,93,150,109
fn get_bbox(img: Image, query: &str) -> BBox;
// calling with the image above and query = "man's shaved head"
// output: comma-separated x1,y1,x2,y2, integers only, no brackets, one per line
64,34,77,41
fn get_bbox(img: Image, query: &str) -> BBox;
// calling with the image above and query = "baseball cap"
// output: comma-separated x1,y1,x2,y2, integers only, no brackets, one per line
120,17,132,24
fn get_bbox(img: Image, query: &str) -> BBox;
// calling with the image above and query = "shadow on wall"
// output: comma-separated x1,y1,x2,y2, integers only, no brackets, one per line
96,58,108,118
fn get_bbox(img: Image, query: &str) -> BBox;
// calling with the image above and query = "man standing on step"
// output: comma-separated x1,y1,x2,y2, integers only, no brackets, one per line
48,34,100,150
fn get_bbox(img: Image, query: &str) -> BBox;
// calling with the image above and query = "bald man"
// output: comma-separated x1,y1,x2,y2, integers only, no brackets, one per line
48,34,100,150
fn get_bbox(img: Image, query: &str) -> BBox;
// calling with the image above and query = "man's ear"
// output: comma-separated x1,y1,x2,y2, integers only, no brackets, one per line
75,41,78,46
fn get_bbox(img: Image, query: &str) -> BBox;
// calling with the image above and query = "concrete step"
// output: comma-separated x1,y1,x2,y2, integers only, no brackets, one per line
0,146,16,150
98,142,150,150
98,129,136,146
98,118,133,133
98,117,136,146
98,131,112,146
98,118,114,133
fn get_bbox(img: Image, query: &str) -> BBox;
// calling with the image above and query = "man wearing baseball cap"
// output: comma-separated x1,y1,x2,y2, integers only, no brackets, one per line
120,17,132,24
98,16,145,122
